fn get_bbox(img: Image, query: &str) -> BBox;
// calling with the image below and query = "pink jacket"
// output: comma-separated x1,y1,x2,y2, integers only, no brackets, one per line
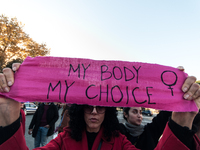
20,109,26,135
0,123,200,150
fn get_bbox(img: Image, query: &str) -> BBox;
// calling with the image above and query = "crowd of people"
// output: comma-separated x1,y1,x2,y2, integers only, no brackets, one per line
0,62,200,150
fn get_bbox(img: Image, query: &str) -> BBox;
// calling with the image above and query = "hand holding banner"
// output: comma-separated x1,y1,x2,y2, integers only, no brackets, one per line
0,56,198,112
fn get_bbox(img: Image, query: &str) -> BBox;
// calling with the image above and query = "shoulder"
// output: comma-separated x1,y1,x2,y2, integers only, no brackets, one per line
63,127,71,134
111,133,136,149
51,103,56,106
51,103,58,108
102,129,129,144
48,103,57,109
20,109,25,117
119,123,129,135
38,104,44,109
117,132,129,140
119,123,125,128
55,127,72,140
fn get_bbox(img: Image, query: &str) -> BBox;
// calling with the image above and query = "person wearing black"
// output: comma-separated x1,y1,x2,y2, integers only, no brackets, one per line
28,102,59,148
193,110,200,139
120,107,172,150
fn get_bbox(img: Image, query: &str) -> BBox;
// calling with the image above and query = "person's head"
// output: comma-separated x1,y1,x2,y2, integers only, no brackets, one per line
44,102,51,105
83,105,106,132
123,107,143,126
69,104,120,141
21,102,24,109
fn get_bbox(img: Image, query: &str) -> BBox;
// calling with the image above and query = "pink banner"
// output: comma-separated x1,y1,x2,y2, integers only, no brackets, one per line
0,56,198,112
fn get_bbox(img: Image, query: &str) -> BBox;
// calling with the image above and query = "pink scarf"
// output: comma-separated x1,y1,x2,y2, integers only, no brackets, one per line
0,56,197,112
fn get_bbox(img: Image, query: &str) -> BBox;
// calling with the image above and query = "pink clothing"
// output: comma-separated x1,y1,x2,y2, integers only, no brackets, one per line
1,122,200,150
20,109,26,135
0,56,197,112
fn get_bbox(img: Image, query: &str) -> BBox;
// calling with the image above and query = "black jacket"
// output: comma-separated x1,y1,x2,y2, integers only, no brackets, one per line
119,111,172,150
29,103,59,137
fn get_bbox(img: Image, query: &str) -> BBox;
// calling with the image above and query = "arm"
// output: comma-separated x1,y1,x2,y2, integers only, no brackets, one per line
168,117,196,150
28,108,38,134
171,76,200,129
47,105,59,128
0,120,29,150
0,64,27,149
171,76,200,149
0,118,62,150
0,64,21,127
29,108,38,129
155,76,200,150
135,111,172,149
0,64,61,149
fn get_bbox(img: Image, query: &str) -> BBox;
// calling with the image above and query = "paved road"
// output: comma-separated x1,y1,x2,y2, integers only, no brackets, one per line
25,109,155,150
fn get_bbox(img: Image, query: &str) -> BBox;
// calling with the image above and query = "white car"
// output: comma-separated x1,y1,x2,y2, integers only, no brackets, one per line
24,103,38,115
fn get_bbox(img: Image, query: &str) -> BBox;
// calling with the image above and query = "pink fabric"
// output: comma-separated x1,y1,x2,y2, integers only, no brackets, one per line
0,56,198,112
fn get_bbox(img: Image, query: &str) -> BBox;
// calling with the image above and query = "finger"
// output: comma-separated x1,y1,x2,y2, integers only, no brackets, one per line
0,75,4,92
0,87,3,92
0,73,10,92
183,83,200,100
194,97,200,109
192,84,200,100
182,76,196,93
177,66,184,71
3,68,14,87
12,63,21,71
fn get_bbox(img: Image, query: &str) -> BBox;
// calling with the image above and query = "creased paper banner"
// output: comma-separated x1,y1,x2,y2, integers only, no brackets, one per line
0,56,198,112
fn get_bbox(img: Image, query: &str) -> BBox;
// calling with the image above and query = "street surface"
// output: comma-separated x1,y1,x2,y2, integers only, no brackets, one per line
25,108,155,150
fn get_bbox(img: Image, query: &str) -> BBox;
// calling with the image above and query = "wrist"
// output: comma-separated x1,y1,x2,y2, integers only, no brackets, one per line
0,117,20,145
0,98,21,127
172,112,196,129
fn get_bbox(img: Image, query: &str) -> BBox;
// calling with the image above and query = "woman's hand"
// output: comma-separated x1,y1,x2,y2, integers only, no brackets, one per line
0,63,21,127
0,63,21,92
28,129,33,135
44,125,50,128
172,75,200,129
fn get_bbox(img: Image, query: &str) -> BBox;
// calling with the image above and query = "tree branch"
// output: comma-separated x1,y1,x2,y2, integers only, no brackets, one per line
7,52,19,60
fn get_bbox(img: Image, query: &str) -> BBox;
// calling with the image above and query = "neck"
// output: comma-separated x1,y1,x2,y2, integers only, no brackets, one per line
86,127,100,133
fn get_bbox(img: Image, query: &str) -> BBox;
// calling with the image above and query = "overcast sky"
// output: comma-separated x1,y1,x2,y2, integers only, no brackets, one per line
1,0,200,80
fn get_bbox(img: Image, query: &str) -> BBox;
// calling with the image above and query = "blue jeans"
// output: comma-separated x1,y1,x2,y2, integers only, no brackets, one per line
34,127,49,148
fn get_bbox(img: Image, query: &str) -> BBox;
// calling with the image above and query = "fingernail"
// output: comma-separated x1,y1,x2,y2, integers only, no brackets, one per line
179,66,184,69
184,94,189,99
4,87,9,92
8,81,12,86
183,87,188,92
13,67,16,71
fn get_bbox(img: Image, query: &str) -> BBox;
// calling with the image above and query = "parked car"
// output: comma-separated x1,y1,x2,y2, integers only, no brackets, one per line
24,102,38,115
142,109,153,116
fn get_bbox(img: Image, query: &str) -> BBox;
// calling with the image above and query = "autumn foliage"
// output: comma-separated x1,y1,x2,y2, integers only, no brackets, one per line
0,14,50,71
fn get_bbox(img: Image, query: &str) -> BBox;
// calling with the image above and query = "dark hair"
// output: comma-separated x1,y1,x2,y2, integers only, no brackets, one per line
123,107,130,121
68,104,120,141
61,104,70,117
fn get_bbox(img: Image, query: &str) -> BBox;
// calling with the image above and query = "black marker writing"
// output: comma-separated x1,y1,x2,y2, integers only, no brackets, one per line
47,81,62,100
161,70,178,96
